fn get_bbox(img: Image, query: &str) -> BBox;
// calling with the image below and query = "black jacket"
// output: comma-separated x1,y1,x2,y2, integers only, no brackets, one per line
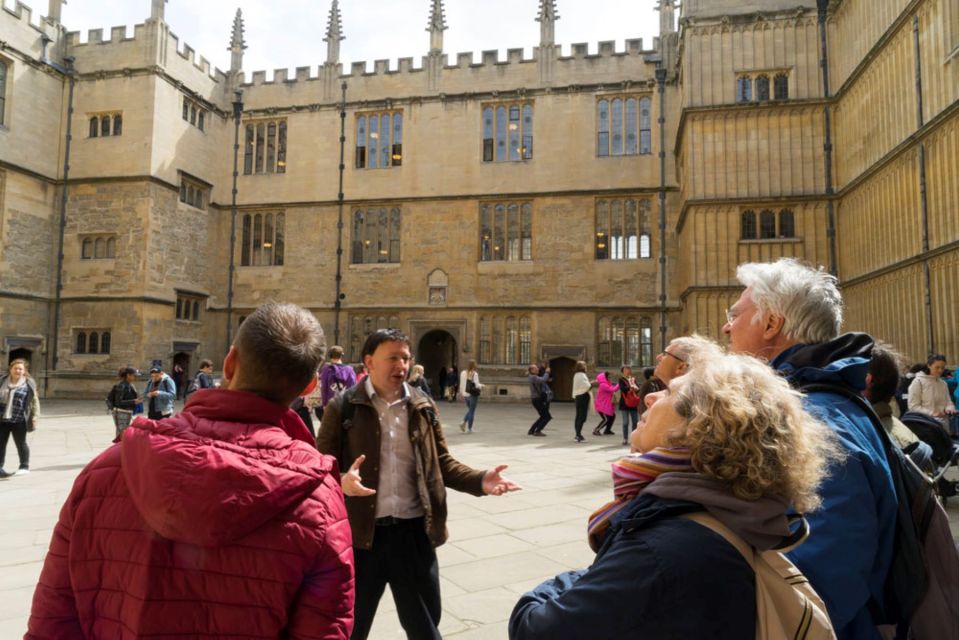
509,492,755,639
110,381,138,411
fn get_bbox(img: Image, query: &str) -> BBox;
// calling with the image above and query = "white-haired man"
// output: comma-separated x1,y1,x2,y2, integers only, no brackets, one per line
723,258,897,640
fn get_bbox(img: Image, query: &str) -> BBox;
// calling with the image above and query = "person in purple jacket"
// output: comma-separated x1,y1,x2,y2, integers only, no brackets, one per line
319,346,358,419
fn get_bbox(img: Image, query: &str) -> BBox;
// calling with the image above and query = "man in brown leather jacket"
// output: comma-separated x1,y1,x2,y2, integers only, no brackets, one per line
317,328,520,640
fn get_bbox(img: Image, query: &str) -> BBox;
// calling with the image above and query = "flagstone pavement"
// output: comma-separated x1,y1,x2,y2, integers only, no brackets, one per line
2,400,957,639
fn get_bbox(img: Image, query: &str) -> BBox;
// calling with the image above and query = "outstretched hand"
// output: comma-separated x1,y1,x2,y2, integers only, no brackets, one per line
341,455,377,497
482,464,523,496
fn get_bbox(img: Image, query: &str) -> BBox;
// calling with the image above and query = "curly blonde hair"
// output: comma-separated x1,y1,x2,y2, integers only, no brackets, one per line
667,351,842,513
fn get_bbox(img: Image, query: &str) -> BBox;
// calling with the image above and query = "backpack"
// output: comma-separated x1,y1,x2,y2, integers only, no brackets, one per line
801,382,959,639
184,374,201,400
623,388,641,408
105,383,122,411
683,511,836,640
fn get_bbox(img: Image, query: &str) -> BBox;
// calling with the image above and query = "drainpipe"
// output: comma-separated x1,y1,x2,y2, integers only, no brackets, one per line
333,81,347,346
817,1,838,276
49,55,75,394
656,63,668,354
913,15,934,353
226,90,243,352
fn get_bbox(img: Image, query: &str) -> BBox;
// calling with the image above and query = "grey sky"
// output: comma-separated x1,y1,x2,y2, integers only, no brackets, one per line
45,1,662,78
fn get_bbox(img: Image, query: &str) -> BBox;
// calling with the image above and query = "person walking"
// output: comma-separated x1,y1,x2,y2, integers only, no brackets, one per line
107,367,140,440
527,364,552,436
459,360,482,433
0,359,39,478
617,366,641,445
592,371,618,436
571,361,591,442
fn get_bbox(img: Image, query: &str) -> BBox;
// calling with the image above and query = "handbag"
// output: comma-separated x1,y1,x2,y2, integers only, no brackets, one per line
466,376,481,397
623,388,642,408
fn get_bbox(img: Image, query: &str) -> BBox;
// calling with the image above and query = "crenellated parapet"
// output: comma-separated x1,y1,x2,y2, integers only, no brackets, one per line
238,38,656,107
1,0,64,60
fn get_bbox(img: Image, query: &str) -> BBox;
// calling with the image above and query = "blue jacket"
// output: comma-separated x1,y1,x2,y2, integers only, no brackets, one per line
509,493,755,639
143,373,176,416
773,334,897,640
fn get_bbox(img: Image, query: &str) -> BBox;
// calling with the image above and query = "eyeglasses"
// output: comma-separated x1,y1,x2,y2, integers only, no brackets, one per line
661,350,686,364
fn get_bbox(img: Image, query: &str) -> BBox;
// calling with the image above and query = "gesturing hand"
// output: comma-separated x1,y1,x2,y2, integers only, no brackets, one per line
341,454,377,497
482,464,523,496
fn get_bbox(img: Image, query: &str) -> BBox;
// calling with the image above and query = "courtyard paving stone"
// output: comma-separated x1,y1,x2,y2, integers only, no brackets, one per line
2,399,957,639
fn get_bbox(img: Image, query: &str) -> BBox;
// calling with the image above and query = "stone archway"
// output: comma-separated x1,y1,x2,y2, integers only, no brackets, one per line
416,330,457,399
548,356,577,402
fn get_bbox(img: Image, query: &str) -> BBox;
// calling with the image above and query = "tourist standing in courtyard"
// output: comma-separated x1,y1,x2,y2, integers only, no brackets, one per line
408,364,432,397
317,328,520,640
0,358,39,478
571,361,592,442
617,366,641,445
723,258,896,639
320,345,358,421
143,366,176,420
459,359,482,433
510,349,839,639
26,303,354,639
107,367,140,439
592,371,618,436
528,364,553,436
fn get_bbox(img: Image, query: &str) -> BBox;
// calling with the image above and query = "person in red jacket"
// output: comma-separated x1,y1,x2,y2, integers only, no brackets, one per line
25,303,355,640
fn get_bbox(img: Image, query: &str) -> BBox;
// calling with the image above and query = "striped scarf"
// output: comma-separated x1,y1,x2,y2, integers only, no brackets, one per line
587,447,693,551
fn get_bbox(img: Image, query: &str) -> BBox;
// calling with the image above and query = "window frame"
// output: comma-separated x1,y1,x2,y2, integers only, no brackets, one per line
243,118,288,175
481,101,534,163
240,211,286,267
87,111,123,138
175,293,205,322
0,58,7,127
597,95,653,157
73,329,112,355
80,234,117,260
740,208,798,241
351,206,402,265
597,315,653,368
355,111,404,169
595,197,652,261
479,201,533,263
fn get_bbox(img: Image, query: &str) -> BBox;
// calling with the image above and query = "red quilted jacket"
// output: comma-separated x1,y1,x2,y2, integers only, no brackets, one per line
26,389,354,640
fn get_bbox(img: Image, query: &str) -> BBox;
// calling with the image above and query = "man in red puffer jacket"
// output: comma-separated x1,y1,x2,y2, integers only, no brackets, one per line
25,303,354,640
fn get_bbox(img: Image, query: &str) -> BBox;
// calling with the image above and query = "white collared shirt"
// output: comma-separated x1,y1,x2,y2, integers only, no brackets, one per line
365,377,424,519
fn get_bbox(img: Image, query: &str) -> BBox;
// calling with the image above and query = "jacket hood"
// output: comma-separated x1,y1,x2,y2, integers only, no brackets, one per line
330,363,355,383
771,332,874,391
640,473,795,551
121,389,333,547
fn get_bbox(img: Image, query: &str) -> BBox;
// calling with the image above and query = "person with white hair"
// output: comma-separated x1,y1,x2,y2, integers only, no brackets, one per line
722,257,897,640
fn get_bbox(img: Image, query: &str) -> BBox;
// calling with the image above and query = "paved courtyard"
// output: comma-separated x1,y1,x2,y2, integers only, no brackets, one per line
2,400,958,639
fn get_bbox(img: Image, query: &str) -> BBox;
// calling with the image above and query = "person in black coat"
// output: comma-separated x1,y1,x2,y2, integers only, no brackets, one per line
509,345,841,640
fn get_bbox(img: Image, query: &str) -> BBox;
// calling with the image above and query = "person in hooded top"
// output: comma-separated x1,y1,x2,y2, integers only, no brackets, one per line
509,344,841,639
26,303,355,640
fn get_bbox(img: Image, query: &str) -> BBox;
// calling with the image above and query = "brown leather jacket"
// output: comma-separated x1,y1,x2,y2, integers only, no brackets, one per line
316,382,486,550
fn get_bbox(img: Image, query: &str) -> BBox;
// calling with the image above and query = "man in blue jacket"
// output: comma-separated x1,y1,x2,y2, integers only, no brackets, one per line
144,366,177,420
723,258,897,639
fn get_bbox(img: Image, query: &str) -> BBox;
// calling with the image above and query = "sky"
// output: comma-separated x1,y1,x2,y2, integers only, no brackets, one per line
36,1,663,78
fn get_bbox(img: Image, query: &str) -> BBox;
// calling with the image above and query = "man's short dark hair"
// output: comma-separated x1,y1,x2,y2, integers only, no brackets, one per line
360,329,410,359
234,303,325,403
868,342,903,404
199,359,213,369
327,345,345,360
642,367,655,380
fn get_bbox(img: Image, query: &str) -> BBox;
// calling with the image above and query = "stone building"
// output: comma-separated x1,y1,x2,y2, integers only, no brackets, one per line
0,0,956,399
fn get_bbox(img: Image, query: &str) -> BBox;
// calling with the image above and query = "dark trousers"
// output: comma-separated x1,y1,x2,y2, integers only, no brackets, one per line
573,393,590,437
294,405,315,439
529,398,552,434
352,517,441,640
594,413,615,434
0,420,29,470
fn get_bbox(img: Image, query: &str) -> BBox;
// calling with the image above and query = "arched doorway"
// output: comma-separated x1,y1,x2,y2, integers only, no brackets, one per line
417,330,457,399
8,347,33,371
548,357,577,402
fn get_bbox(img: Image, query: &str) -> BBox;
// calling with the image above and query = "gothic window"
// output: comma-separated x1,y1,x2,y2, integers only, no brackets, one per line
480,202,532,262
182,98,208,131
640,233,652,259
182,100,189,120
198,111,205,131
190,105,197,125
598,315,653,367
175,294,204,321
596,198,650,260
479,316,491,364
351,207,401,264
478,314,531,364
80,234,117,259
736,76,753,103
74,330,111,355
101,332,111,354
598,95,651,157
101,115,111,137
520,317,531,364
355,111,403,169
741,210,757,239
244,119,287,174
240,212,286,266
0,60,7,126
756,75,770,102
179,175,208,209
89,112,122,138
482,102,533,163
505,317,518,364
773,74,789,100
75,332,87,354
760,210,776,239
89,117,98,138
89,332,99,354
779,209,795,238
113,114,123,136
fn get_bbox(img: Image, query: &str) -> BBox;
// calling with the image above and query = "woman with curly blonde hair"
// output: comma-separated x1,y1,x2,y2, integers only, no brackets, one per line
510,345,842,640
